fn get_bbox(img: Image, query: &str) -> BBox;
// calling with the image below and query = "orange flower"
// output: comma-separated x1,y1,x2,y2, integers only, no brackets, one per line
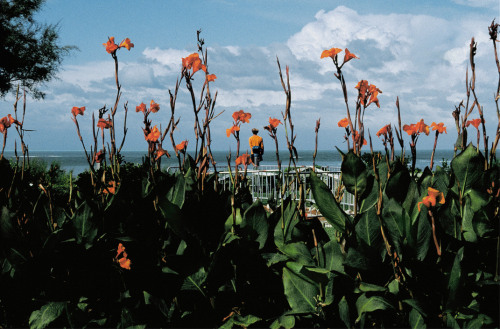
417,187,445,211
366,84,382,108
150,100,160,113
115,243,131,270
206,74,217,82
430,122,447,134
97,118,112,129
355,80,369,95
465,118,482,129
103,37,119,54
192,59,207,74
182,53,200,69
146,125,160,142
103,181,117,195
226,125,240,137
71,106,85,117
7,114,21,127
232,110,251,124
0,116,11,133
119,38,134,51
269,117,282,128
353,130,367,146
376,124,391,137
136,102,146,113
416,119,430,136
337,117,349,128
321,47,342,59
403,119,429,136
403,123,417,135
176,140,188,152
343,48,359,64
155,145,170,160
235,153,253,167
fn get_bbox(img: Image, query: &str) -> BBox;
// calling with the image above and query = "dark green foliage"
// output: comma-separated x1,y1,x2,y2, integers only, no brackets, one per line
0,146,498,328
0,0,75,98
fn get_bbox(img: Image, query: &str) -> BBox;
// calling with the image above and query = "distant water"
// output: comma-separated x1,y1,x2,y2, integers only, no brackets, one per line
2,149,461,175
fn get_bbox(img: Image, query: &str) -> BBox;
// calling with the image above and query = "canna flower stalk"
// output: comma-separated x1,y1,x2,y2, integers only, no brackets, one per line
418,187,445,256
264,117,283,171
429,122,447,170
403,119,430,177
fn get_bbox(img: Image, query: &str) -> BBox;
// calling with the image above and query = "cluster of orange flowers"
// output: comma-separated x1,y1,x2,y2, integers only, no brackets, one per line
103,37,134,54
418,187,445,211
136,100,160,114
403,119,430,136
115,243,131,270
0,114,21,133
355,80,382,108
226,110,251,138
320,47,359,65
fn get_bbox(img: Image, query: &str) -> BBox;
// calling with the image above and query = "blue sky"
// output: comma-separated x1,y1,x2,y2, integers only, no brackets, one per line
1,0,498,152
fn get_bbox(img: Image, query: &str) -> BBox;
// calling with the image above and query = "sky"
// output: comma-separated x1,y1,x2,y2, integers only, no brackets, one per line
1,0,499,153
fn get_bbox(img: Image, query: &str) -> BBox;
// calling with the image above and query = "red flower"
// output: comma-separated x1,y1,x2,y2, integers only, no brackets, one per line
97,118,112,129
71,106,85,117
182,53,206,75
146,125,160,142
176,140,188,152
321,47,342,59
206,74,217,82
136,102,146,113
430,122,447,134
404,119,429,136
343,48,359,64
465,118,482,129
115,243,131,270
337,117,349,128
150,100,160,113
418,187,445,211
119,38,134,51
103,37,119,54
155,145,170,160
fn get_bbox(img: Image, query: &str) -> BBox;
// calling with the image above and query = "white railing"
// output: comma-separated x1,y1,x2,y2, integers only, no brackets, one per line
215,165,355,213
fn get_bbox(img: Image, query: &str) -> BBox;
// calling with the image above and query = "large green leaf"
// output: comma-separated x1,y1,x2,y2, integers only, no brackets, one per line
410,210,431,261
341,151,369,197
446,247,464,312
29,302,66,329
310,171,349,233
409,308,426,329
451,144,484,194
281,242,314,266
355,207,381,248
270,314,295,329
382,197,409,258
220,314,261,329
355,294,393,323
274,198,299,250
72,202,97,249
181,267,207,298
158,197,186,239
166,172,185,208
283,265,320,314
319,240,345,274
386,161,411,203
242,200,269,249
339,296,351,328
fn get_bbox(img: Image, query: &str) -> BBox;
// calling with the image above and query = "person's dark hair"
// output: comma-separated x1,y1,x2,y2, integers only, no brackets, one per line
252,128,259,134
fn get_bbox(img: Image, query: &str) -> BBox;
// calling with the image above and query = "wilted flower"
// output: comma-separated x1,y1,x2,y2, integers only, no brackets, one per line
150,100,160,113
418,187,445,211
136,102,147,113
71,106,85,117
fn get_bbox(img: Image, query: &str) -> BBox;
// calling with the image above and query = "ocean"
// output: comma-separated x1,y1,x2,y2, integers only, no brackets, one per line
2,149,460,175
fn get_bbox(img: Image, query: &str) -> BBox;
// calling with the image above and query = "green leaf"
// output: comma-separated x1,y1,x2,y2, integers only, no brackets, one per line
309,171,349,233
181,267,207,298
281,242,314,266
166,172,185,208
220,314,261,329
320,240,345,274
355,207,381,248
446,247,464,312
410,210,431,261
158,197,186,239
270,314,295,329
355,294,393,323
262,253,290,267
451,143,484,194
339,296,351,328
382,197,409,257
72,202,97,249
283,266,319,314
274,198,299,250
409,308,426,329
342,151,369,197
29,302,66,329
242,200,269,249
225,208,243,231
386,161,411,203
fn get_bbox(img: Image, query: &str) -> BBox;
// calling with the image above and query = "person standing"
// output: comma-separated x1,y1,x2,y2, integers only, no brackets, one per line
249,128,264,166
